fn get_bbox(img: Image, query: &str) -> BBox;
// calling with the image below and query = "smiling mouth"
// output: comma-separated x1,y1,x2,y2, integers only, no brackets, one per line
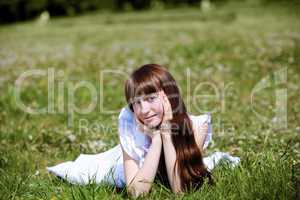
144,114,157,120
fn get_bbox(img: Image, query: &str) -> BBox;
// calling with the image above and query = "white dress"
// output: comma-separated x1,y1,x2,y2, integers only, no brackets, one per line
47,106,240,188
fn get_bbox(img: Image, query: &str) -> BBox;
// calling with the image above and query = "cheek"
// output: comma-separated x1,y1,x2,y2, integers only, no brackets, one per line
153,101,164,116
132,106,141,118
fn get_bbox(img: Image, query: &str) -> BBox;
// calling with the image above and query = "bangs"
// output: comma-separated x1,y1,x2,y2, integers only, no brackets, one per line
133,76,161,97
125,68,162,105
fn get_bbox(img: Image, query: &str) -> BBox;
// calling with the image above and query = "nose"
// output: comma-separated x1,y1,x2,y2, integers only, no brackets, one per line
140,100,151,115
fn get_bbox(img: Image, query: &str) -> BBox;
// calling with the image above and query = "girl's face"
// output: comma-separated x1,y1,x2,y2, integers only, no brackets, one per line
132,91,164,129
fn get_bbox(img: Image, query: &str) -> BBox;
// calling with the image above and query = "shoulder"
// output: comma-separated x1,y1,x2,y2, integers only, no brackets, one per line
118,106,137,159
189,113,211,125
118,106,135,144
189,113,212,151
189,113,211,131
118,106,134,121
118,106,150,166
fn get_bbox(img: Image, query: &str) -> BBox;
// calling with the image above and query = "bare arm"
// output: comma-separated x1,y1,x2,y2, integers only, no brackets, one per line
122,133,162,198
161,122,209,193
161,132,183,193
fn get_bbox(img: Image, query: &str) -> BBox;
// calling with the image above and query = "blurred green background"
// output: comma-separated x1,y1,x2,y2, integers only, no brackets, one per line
0,0,299,23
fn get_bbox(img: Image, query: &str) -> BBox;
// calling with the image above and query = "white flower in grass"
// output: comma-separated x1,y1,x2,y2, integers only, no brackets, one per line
37,11,50,26
67,134,76,143
87,140,107,152
201,0,211,12
34,170,40,176
28,135,33,141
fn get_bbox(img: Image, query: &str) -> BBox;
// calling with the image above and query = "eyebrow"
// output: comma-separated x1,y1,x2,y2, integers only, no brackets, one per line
132,92,158,102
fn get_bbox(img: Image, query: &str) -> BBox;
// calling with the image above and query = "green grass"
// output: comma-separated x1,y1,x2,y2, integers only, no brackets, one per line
0,2,300,199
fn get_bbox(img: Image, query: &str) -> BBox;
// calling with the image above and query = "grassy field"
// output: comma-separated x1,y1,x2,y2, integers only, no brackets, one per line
0,2,299,199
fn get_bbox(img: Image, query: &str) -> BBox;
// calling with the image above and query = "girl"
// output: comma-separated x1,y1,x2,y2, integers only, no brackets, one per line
47,64,240,197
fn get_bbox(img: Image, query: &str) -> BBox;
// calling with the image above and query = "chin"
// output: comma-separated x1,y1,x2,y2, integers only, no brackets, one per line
147,119,162,129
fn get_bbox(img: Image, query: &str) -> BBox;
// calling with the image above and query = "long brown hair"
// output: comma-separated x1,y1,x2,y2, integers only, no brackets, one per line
124,64,213,191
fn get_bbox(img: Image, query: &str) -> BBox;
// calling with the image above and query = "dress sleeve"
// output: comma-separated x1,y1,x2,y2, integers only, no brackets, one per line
194,113,212,149
203,113,212,149
118,107,138,161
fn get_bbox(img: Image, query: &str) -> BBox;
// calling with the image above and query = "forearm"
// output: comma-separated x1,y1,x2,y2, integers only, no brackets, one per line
128,134,162,196
161,132,182,193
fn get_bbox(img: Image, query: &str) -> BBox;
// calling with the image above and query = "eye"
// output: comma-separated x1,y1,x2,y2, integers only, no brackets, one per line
147,95,157,102
133,100,141,105
131,98,141,106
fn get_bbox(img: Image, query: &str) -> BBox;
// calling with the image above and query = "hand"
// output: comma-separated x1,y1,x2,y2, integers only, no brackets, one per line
135,115,160,138
159,90,173,122
159,90,173,133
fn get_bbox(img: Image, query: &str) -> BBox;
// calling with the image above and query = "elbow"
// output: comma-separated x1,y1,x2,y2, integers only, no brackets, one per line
171,187,183,194
127,183,151,198
170,182,184,194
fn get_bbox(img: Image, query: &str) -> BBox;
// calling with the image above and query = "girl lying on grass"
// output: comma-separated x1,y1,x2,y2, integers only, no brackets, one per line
47,64,240,197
